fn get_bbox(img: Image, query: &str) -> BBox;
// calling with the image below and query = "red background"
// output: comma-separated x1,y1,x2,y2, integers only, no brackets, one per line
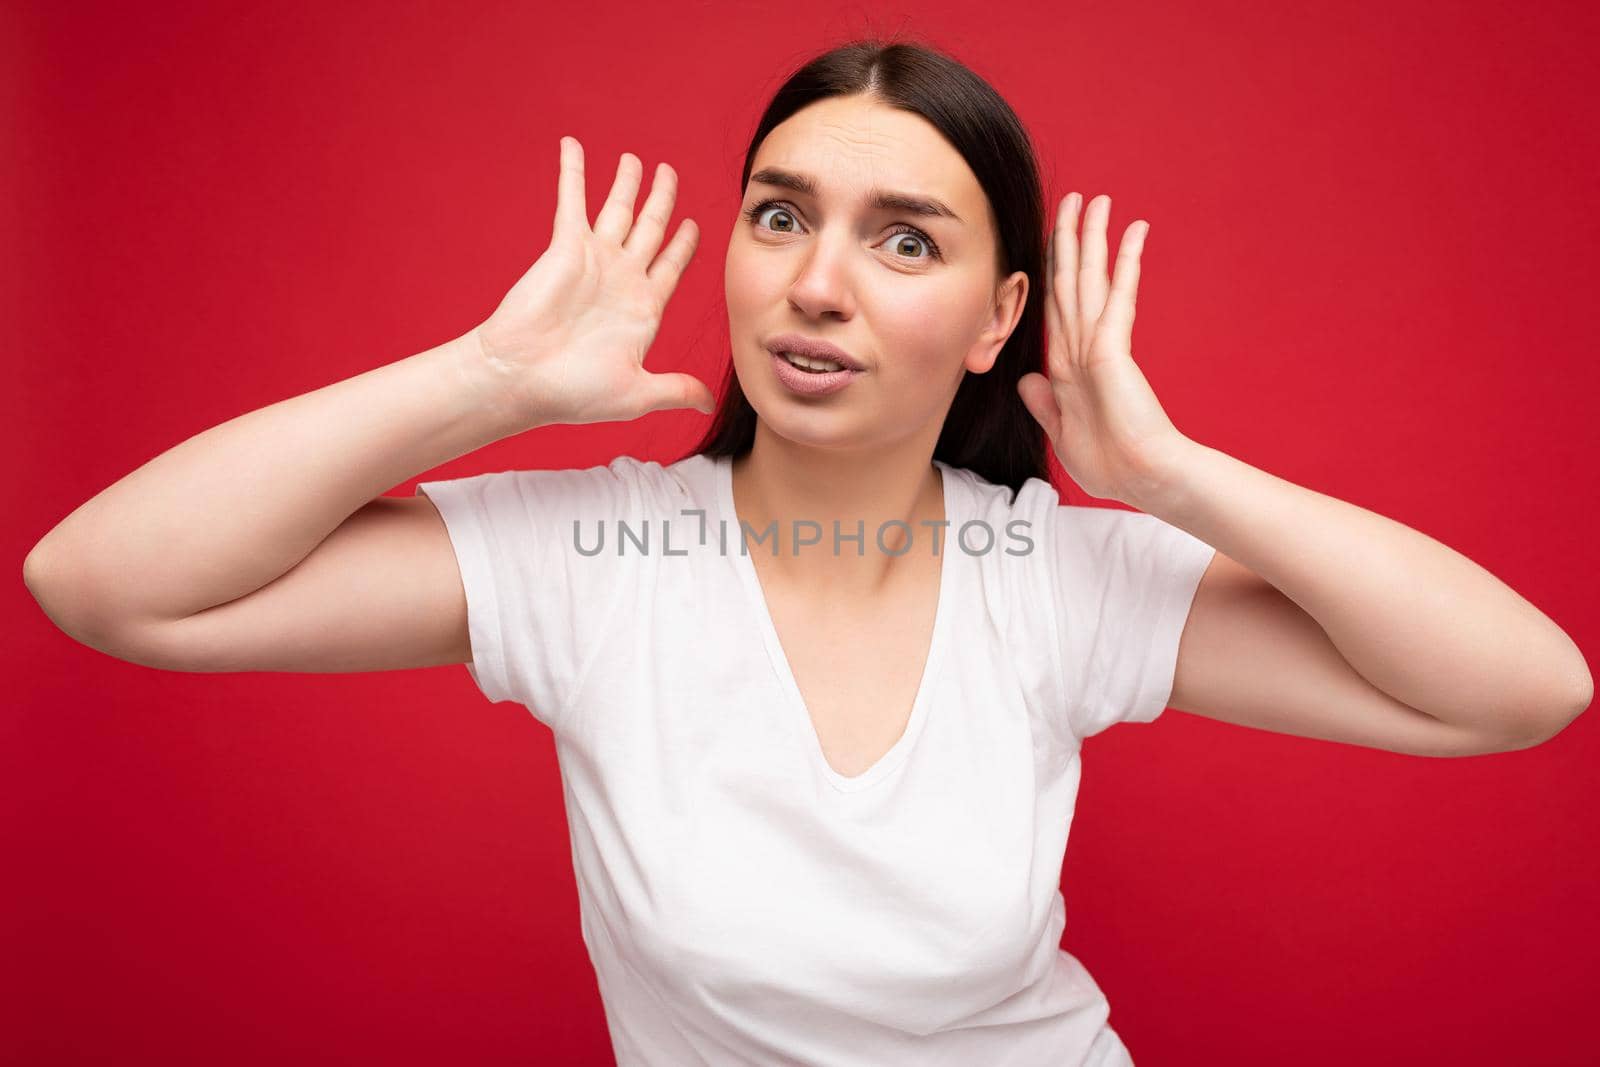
8,1,1598,1063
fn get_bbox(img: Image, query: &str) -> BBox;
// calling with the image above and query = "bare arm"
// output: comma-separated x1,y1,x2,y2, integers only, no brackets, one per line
22,137,710,666
22,331,529,644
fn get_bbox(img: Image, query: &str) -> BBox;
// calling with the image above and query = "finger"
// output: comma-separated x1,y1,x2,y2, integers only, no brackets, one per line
1078,194,1110,339
593,152,644,245
646,217,699,298
1099,219,1147,353
555,136,589,237
1055,193,1082,359
1043,223,1059,337
623,161,678,262
638,371,717,416
1043,226,1067,378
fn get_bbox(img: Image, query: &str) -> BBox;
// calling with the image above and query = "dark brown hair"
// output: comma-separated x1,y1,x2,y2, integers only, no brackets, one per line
678,36,1051,494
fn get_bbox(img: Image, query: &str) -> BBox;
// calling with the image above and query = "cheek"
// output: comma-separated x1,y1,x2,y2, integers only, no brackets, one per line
871,282,982,376
723,242,779,320
722,241,747,310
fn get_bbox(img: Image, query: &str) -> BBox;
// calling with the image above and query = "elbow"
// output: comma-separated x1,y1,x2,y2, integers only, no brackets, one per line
23,541,53,598
1496,672,1592,752
1545,653,1594,740
23,544,77,637
26,542,192,671
1540,666,1593,744
24,543,127,657
1573,655,1595,716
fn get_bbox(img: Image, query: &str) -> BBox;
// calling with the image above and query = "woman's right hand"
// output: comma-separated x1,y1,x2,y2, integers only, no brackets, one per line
471,136,716,427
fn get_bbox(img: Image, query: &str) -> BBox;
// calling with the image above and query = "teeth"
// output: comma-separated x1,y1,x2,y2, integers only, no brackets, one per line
780,350,845,373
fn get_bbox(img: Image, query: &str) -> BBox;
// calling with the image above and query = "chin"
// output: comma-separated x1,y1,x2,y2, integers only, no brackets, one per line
765,410,881,455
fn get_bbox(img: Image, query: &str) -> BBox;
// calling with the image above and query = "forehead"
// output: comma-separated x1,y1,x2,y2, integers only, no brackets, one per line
749,96,984,220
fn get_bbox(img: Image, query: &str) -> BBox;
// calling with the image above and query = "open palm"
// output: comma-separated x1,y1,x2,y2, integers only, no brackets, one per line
1017,193,1188,508
475,137,715,427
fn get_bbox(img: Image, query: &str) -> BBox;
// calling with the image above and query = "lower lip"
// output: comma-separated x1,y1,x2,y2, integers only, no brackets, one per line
768,351,862,396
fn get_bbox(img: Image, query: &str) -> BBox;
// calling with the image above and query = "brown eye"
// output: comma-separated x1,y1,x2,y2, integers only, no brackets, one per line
881,223,942,262
891,233,929,258
744,199,798,233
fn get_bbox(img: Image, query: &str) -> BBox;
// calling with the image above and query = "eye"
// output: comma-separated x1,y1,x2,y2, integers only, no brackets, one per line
743,198,800,234
742,197,945,262
883,226,940,261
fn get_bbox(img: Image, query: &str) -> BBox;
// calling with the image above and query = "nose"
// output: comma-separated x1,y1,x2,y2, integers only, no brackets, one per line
786,228,857,321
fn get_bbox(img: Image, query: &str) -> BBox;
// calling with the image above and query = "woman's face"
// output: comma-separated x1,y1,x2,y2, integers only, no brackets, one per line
724,94,1028,454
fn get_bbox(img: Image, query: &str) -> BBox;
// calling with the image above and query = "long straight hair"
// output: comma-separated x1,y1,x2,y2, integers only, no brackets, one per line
679,37,1052,495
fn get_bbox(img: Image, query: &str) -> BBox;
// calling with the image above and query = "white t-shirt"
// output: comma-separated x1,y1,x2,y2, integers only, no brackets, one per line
415,451,1216,1067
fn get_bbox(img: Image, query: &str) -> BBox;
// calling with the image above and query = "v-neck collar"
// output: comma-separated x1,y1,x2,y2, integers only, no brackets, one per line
715,453,959,794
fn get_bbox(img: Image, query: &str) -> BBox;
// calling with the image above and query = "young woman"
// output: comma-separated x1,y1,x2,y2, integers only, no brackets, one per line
24,38,1590,1067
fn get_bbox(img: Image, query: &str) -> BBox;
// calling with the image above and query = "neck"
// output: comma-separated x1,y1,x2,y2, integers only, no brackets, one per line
729,422,947,590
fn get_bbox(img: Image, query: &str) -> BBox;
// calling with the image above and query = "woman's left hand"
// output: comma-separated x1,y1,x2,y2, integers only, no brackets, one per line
1018,193,1192,510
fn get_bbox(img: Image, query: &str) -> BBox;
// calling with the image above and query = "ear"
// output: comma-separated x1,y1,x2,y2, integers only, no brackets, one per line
964,270,1030,374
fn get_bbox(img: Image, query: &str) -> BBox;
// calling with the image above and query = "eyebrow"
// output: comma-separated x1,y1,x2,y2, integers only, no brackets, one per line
748,167,964,224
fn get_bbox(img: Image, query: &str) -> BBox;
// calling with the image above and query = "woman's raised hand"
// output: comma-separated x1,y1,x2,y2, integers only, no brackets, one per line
1017,193,1191,509
471,136,717,427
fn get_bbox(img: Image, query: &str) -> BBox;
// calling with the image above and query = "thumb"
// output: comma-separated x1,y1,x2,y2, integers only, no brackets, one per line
1017,373,1062,441
637,371,717,416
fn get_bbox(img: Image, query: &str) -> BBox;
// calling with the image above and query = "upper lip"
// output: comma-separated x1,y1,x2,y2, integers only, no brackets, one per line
765,334,865,371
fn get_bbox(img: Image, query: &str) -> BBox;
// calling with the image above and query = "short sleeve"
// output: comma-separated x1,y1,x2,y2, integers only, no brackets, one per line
1044,499,1217,742
413,456,640,732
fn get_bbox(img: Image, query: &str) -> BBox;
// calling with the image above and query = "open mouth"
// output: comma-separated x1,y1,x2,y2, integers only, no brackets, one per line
767,349,860,396
777,350,848,374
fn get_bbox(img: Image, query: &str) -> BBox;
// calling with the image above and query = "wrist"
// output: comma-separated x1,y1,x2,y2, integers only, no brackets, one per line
441,327,550,436
1128,433,1207,517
